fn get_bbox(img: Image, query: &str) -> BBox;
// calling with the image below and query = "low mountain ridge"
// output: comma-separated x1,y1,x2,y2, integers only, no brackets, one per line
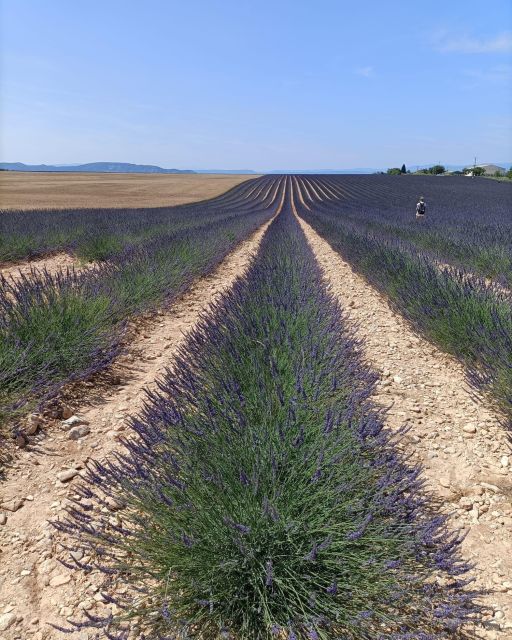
0,162,195,174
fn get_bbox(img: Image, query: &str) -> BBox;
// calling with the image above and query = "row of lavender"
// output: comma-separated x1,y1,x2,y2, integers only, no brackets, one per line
58,197,479,639
293,176,512,425
295,174,511,287
0,176,279,262
0,177,283,429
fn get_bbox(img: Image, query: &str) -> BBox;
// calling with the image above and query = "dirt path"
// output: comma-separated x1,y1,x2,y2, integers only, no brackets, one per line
0,253,82,284
296,215,512,638
0,217,274,639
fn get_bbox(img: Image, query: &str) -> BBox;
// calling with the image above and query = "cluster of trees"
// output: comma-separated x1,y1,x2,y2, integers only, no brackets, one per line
382,163,512,179
387,164,445,175
386,164,408,175
417,165,445,175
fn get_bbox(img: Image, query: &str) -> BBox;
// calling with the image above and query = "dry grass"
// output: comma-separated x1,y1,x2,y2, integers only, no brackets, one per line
0,172,260,210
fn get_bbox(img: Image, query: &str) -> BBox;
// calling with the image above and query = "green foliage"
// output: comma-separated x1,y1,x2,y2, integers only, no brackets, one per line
302,213,512,422
400,164,406,173
73,213,477,639
386,168,402,175
75,235,124,262
428,164,445,175
464,166,486,176
0,285,113,422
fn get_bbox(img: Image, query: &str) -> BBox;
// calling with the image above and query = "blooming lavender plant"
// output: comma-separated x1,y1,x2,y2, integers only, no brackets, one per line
58,196,480,639
295,176,512,425
0,178,282,427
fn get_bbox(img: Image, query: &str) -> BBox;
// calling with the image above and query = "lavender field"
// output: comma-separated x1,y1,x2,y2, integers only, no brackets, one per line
1,175,510,639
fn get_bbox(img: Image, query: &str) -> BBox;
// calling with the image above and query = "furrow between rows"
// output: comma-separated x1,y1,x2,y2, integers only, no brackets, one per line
296,213,512,637
0,215,275,639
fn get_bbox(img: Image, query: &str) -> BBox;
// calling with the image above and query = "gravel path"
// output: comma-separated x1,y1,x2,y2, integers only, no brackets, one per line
297,213,512,639
0,217,275,639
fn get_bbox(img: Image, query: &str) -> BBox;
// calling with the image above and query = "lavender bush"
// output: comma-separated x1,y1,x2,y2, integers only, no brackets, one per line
0,178,282,426
295,176,512,424
58,202,479,639
0,176,280,263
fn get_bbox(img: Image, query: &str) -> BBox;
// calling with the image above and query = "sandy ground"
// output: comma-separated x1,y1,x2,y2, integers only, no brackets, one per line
297,214,512,639
0,172,259,210
0,253,82,283
0,216,275,639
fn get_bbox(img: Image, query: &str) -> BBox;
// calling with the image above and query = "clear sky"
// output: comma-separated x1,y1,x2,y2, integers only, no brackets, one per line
1,0,511,170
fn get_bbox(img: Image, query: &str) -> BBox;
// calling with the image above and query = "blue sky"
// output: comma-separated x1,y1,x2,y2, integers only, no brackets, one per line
1,0,511,170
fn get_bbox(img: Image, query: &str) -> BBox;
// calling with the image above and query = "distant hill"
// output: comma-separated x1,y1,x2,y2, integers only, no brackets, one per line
0,162,195,174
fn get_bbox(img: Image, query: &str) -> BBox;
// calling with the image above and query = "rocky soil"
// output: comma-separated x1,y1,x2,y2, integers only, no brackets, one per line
298,215,512,639
0,218,274,639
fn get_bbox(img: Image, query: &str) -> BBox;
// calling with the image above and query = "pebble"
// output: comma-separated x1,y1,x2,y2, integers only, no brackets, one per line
25,413,43,436
62,415,89,430
481,482,501,493
462,424,477,434
0,612,16,631
0,498,24,512
459,497,473,511
49,574,71,587
439,477,451,488
57,469,79,483
61,405,74,419
68,425,91,440
501,455,509,468
393,375,402,384
0,513,6,525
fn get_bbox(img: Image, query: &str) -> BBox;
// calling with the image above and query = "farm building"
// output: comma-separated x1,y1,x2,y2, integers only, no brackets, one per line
465,163,507,176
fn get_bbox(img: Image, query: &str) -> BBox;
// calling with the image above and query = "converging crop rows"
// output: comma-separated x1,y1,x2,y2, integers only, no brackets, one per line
57,190,479,638
1,174,510,638
0,178,284,426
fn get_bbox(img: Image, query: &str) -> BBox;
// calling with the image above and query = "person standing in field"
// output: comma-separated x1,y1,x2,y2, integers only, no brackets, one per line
416,196,426,218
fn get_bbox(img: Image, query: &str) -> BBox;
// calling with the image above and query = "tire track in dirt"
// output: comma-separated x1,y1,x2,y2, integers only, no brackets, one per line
295,213,512,639
0,215,277,639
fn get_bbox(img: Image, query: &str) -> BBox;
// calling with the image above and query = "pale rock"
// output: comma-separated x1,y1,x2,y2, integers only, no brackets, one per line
49,574,71,587
0,513,6,525
62,415,89,430
462,424,477,434
393,375,403,384
0,612,16,631
439,477,451,488
459,497,473,511
57,469,79,483
481,482,501,493
105,496,124,511
25,413,43,435
70,550,84,562
68,425,90,440
0,498,24,512
500,455,509,468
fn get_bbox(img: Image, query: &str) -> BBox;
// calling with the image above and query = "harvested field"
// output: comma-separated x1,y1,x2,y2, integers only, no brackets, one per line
0,175,510,639
0,172,260,210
